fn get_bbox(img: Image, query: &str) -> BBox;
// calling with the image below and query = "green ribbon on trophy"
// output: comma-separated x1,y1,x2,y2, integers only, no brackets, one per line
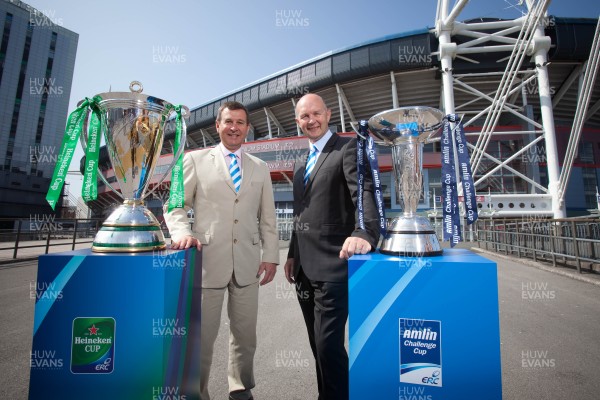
46,99,187,213
46,97,101,210
81,103,102,203
167,104,185,212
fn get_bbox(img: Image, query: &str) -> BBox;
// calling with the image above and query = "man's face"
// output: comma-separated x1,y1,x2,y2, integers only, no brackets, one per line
295,95,331,143
216,108,249,152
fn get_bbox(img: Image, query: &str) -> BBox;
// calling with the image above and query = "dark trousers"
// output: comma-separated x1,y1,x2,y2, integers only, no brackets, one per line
296,267,349,400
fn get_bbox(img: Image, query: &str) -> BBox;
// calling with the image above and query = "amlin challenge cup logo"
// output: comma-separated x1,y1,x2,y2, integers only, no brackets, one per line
71,317,116,374
399,318,442,387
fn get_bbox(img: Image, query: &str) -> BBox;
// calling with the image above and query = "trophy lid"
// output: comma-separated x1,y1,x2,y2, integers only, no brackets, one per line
368,106,445,146
81,81,179,117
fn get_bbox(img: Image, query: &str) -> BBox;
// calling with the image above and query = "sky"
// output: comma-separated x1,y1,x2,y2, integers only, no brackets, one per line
22,0,599,196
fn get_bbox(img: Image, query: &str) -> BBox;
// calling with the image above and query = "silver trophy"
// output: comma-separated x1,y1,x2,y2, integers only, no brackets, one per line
80,81,188,252
368,106,445,256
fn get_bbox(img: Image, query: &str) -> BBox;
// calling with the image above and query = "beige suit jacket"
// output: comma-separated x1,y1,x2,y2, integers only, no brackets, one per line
164,147,279,288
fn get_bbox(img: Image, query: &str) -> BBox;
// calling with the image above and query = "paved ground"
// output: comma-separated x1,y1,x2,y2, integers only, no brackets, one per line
1,244,599,399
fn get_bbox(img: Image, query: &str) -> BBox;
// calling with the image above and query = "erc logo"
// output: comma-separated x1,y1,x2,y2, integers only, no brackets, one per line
71,317,115,374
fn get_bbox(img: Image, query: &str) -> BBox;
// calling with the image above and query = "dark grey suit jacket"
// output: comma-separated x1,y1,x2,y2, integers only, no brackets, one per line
287,133,380,282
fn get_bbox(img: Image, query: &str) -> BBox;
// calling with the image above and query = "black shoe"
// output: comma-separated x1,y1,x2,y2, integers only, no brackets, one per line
228,397,253,400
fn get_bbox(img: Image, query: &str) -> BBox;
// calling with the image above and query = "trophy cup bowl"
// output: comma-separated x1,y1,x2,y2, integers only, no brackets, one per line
80,81,187,252
368,106,445,256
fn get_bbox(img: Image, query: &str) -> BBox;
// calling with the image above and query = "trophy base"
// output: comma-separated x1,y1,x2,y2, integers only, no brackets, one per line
379,215,443,257
92,201,166,253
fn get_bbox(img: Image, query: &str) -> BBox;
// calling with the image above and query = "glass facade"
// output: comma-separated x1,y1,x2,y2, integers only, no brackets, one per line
579,142,598,209
474,139,529,194
0,0,78,218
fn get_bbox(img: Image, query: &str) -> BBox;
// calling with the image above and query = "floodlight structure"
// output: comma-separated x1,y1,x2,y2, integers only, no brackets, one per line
434,0,600,218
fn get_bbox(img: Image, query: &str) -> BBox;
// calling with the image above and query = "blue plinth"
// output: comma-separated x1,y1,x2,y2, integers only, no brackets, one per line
349,249,502,400
28,248,201,400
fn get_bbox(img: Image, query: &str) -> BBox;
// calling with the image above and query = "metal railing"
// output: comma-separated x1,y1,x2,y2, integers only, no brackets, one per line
475,218,600,273
429,214,478,242
0,218,102,261
11,215,586,269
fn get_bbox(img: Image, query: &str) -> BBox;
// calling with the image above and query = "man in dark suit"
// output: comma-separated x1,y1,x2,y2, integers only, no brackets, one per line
284,93,380,400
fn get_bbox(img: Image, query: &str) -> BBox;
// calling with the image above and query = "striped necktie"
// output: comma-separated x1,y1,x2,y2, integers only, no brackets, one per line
229,153,241,192
303,145,318,187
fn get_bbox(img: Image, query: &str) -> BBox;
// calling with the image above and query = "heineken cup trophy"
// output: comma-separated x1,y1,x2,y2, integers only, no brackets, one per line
80,81,188,252
367,107,445,256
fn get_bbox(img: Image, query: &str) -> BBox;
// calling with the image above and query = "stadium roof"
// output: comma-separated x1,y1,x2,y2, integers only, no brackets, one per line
165,16,600,152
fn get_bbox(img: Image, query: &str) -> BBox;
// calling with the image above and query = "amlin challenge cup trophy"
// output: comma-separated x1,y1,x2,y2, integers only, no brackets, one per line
366,106,445,256
46,81,188,252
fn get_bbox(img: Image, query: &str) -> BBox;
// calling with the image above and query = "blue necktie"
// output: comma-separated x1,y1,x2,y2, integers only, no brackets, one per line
303,145,318,187
229,153,241,192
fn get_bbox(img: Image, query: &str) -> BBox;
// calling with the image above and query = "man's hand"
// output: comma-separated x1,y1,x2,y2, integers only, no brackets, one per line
258,262,278,285
169,235,202,250
284,258,295,284
339,236,372,259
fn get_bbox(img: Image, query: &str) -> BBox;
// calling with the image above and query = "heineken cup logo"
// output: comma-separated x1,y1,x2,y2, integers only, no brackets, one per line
71,317,116,374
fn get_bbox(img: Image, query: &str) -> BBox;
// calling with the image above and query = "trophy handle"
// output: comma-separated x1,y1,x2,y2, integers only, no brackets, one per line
79,107,125,200
144,105,190,199
355,126,368,140
428,114,464,143
354,123,386,146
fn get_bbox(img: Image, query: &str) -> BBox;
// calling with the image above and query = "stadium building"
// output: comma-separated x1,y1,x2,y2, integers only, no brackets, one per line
87,9,600,236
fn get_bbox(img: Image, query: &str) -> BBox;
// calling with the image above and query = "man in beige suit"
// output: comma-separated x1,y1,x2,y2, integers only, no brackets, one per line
164,101,279,400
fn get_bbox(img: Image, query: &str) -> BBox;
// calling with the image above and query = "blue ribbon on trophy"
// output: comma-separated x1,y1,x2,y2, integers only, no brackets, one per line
441,114,478,246
357,120,386,236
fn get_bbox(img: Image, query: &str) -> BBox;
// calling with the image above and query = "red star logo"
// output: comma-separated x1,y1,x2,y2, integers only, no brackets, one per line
88,324,99,335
